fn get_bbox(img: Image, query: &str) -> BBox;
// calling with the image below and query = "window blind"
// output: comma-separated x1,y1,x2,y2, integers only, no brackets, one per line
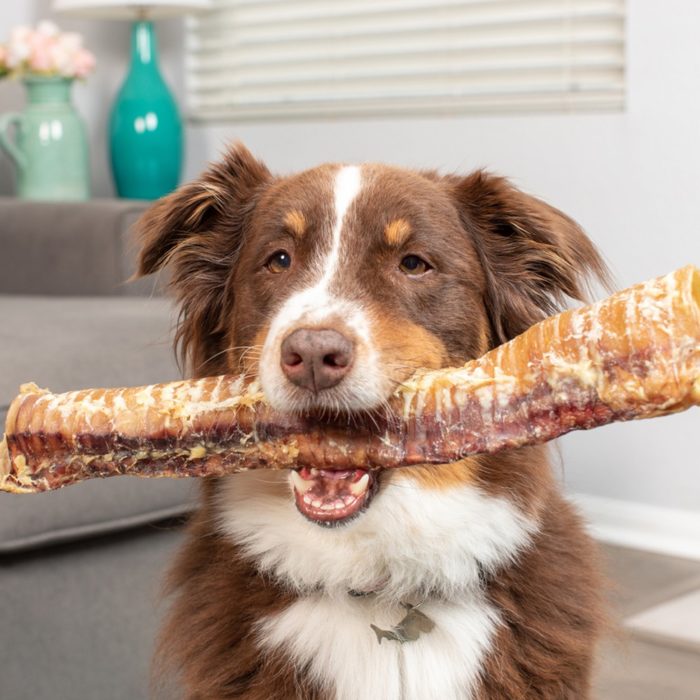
186,0,625,121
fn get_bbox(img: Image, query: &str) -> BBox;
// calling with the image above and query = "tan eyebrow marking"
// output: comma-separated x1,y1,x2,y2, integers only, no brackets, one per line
283,209,307,238
384,218,411,247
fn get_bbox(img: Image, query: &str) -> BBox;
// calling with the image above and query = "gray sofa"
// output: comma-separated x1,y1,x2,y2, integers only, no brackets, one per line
0,198,194,700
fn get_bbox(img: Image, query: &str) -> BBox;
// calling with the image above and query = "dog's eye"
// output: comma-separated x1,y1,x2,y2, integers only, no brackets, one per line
399,255,431,276
266,250,292,273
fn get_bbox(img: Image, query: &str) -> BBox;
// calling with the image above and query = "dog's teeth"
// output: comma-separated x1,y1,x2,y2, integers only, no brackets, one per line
343,495,355,505
321,502,334,511
334,502,345,510
290,470,313,494
312,499,323,508
349,473,369,497
303,493,313,504
310,468,320,476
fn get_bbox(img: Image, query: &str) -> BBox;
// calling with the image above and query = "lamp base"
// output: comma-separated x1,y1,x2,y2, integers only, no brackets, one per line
109,20,182,200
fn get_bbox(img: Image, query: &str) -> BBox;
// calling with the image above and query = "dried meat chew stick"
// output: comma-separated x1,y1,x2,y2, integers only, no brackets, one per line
2,266,699,494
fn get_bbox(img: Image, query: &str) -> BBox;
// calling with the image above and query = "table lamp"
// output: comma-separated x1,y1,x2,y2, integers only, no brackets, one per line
54,0,210,200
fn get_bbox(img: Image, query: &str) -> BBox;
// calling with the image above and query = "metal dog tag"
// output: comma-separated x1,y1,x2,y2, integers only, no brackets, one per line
370,603,436,645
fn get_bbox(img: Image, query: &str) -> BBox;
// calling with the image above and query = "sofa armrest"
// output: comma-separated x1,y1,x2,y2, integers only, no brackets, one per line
0,197,162,296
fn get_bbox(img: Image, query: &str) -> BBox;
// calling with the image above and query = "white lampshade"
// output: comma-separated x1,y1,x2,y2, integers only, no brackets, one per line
53,0,211,20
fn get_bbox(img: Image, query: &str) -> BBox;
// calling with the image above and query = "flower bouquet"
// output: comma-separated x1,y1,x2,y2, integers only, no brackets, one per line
0,21,95,80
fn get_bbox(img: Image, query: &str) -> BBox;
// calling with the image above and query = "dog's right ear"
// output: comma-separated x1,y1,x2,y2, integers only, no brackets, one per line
136,141,272,276
135,142,272,375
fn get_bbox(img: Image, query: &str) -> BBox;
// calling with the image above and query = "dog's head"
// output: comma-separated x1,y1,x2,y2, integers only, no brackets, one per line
138,143,607,534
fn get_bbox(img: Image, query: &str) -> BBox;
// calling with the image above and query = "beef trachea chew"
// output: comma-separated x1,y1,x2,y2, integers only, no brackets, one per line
2,266,699,494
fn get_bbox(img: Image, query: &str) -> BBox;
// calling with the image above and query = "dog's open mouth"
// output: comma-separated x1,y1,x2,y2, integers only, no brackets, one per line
290,467,377,526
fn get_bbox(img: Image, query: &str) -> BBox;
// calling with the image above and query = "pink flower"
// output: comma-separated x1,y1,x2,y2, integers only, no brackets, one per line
36,21,60,39
28,31,55,72
73,48,96,79
60,32,82,53
7,25,32,68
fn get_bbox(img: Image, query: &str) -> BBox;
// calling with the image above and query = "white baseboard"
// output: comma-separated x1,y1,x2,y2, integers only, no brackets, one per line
571,494,700,561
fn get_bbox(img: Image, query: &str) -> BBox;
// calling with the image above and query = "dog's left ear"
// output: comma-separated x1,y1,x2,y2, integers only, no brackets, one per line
449,170,610,344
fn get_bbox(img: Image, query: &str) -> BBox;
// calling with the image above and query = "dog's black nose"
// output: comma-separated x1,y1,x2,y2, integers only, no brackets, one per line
281,328,354,392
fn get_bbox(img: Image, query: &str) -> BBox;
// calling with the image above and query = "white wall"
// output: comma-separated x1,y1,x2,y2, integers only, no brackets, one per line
1,1,697,513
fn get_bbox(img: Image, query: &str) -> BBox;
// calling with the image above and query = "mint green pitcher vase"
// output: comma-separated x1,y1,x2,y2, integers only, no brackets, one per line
0,76,90,201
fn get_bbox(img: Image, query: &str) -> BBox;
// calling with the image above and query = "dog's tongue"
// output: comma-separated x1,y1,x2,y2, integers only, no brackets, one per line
290,467,372,524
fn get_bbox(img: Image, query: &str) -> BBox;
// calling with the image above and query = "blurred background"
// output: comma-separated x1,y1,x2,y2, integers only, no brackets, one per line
0,1,699,698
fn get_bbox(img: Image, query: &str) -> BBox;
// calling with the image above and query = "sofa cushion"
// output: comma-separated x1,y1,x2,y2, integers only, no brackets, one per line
0,197,163,297
0,295,197,553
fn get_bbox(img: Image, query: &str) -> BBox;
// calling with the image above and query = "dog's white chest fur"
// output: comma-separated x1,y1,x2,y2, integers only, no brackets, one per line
258,593,498,700
218,471,538,699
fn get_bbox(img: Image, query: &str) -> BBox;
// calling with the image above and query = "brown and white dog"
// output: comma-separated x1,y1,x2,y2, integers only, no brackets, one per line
138,143,607,700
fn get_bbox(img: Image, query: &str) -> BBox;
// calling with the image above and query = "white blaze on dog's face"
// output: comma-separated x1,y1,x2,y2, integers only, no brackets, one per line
257,166,386,415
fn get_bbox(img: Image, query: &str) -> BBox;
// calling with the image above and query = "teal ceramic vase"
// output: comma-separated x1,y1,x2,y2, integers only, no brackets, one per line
0,76,90,201
110,20,182,200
